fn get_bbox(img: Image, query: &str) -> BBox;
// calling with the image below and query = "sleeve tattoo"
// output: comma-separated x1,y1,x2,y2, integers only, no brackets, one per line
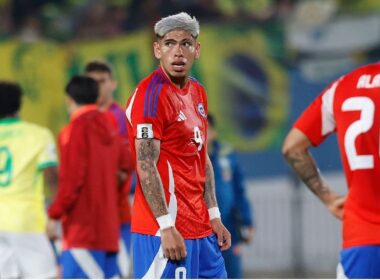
136,139,168,217
204,156,218,208
284,149,332,200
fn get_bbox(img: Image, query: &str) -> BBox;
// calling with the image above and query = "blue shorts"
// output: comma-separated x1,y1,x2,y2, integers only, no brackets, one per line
117,223,132,277
338,245,380,278
132,233,227,279
60,249,119,279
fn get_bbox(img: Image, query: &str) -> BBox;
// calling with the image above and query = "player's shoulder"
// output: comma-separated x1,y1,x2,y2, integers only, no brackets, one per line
188,76,205,90
22,121,53,137
342,62,380,81
137,68,168,91
133,69,171,105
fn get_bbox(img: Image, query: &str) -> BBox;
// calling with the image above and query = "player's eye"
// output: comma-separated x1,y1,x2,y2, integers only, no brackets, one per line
165,41,175,47
183,41,192,47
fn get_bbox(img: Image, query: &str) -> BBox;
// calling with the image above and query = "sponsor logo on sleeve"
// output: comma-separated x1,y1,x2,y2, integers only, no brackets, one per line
137,124,154,139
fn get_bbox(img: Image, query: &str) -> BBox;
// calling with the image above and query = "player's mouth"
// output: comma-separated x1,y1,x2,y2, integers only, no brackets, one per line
172,61,186,71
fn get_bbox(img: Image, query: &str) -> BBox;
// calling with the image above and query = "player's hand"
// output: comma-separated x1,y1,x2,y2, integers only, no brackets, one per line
210,218,231,251
46,218,59,240
160,227,187,261
326,195,346,220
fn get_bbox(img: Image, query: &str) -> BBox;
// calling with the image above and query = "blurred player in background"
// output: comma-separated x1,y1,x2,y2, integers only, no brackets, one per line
283,62,380,278
126,12,230,278
0,81,58,278
207,113,255,278
85,60,135,278
47,76,130,278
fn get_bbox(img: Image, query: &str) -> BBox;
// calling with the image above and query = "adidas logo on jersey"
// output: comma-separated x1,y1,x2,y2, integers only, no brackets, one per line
177,111,187,121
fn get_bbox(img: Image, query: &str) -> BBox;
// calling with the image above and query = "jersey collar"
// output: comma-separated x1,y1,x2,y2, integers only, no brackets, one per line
157,66,190,93
0,117,21,125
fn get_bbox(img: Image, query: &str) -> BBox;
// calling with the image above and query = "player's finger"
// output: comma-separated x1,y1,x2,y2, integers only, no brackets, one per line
174,247,182,261
216,230,224,246
163,248,170,259
180,245,187,259
165,248,172,259
169,248,177,261
221,230,231,251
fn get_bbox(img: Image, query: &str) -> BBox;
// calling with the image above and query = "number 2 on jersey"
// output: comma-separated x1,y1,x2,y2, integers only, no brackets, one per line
0,147,12,187
343,97,374,170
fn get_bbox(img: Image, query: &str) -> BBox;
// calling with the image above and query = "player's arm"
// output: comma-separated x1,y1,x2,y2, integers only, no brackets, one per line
43,166,59,240
135,138,186,261
48,124,87,220
282,128,345,219
43,166,58,199
205,154,231,251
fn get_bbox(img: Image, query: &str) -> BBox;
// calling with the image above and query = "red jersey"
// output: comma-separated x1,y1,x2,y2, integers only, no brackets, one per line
295,62,380,248
48,105,128,251
126,67,213,239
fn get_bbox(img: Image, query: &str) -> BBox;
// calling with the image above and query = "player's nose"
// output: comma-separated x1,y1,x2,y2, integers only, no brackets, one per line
174,45,184,56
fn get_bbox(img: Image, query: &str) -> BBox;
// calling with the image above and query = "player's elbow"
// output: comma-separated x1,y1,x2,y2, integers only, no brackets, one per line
282,128,311,160
282,137,296,160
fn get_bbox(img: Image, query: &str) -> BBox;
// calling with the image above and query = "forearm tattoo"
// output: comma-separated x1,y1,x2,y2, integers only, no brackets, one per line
285,149,332,199
204,158,218,208
136,139,168,217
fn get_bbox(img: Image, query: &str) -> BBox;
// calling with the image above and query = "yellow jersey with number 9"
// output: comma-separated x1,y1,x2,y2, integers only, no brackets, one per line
0,118,57,233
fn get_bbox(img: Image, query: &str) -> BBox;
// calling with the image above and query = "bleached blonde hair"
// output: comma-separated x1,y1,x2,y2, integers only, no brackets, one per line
154,12,200,39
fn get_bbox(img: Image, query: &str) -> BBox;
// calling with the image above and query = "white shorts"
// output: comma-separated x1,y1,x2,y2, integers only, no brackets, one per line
0,232,57,278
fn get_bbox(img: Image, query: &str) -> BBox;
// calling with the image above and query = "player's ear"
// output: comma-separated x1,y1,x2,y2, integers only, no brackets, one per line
195,42,201,60
153,41,161,59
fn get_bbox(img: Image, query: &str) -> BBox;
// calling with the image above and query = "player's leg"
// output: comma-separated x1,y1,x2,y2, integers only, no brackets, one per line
198,234,227,279
117,223,132,277
222,245,242,278
0,232,20,278
11,232,57,278
338,245,380,278
132,233,194,279
61,248,117,279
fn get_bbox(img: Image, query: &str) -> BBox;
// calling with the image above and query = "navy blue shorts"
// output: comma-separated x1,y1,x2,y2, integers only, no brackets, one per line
132,233,227,279
338,245,380,278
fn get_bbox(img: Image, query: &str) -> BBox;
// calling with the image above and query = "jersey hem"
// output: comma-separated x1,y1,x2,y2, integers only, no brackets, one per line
131,228,213,239
343,240,380,249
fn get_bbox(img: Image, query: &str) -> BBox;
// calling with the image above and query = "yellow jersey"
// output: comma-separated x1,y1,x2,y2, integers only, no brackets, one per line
0,118,57,233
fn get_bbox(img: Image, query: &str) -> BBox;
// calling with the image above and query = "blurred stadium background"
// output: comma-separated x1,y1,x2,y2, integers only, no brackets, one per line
1,0,380,278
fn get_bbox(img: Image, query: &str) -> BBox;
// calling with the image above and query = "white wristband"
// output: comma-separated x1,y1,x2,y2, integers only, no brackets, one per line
208,207,221,220
156,214,174,230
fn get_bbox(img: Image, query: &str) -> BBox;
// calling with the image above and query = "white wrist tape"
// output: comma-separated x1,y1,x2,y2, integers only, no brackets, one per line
156,214,174,230
208,207,221,220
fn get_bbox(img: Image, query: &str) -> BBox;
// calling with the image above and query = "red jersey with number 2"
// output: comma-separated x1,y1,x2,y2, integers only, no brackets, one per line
125,67,212,239
295,63,380,248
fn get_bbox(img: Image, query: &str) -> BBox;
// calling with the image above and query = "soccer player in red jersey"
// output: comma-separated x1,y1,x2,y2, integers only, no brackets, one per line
283,62,380,278
48,76,130,278
85,60,135,278
125,12,231,278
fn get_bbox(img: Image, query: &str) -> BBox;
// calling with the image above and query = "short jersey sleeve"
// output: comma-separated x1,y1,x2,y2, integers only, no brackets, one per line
126,78,169,141
294,78,341,146
37,128,58,170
